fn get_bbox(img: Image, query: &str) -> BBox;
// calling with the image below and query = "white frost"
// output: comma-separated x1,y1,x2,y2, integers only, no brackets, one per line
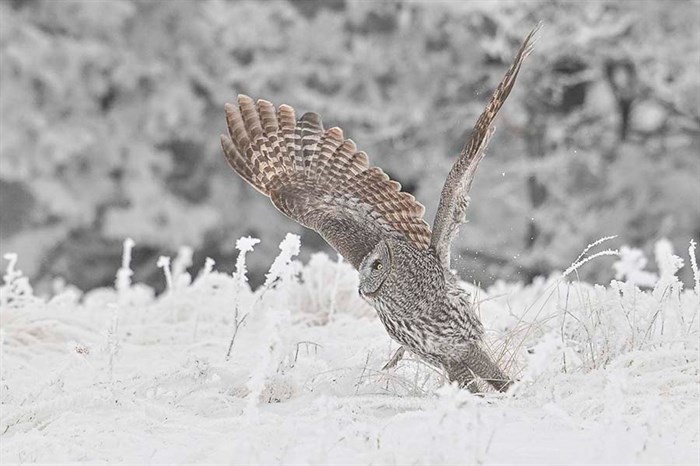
0,236,698,465
613,245,658,288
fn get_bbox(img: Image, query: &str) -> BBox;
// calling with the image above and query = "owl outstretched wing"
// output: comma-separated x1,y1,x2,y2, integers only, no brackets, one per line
221,95,432,269
430,26,539,269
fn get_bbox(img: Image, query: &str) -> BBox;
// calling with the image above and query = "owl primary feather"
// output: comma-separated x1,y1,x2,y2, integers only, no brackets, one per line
220,28,538,392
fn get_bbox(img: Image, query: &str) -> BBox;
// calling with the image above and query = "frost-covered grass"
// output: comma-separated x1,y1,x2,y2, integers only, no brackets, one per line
1,235,698,465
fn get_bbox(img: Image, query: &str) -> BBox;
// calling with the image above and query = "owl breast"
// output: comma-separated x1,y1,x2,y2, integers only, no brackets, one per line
363,240,446,353
363,238,483,362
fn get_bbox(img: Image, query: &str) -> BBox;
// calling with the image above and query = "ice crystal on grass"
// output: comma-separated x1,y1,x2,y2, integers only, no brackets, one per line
562,236,619,278
115,238,135,293
225,236,260,360
656,238,685,279
689,239,699,295
157,255,173,293
234,236,260,283
197,257,216,281
0,253,38,309
264,233,300,288
172,245,194,289
613,245,658,287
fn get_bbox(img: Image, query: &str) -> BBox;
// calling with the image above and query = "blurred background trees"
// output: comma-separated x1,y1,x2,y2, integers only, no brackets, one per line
1,0,698,294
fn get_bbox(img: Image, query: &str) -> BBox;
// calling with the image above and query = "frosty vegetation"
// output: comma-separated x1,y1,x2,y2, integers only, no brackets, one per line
1,0,698,293
1,235,698,464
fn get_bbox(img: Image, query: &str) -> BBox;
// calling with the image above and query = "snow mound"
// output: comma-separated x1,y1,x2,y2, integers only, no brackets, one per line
1,238,698,465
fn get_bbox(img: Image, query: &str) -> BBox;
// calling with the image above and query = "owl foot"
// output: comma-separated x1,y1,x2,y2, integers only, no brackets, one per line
382,346,407,370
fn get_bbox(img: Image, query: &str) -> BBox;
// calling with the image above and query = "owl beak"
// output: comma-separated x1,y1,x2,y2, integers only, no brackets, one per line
359,286,377,299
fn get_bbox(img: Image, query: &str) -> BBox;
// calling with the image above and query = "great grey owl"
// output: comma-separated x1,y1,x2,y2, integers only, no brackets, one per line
220,28,537,392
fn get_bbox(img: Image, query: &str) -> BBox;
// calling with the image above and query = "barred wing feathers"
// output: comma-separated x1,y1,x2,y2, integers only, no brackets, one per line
221,95,431,269
430,26,539,269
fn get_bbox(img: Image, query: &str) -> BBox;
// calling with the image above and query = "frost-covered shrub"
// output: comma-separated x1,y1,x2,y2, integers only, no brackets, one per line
287,253,374,324
481,238,698,376
0,234,697,464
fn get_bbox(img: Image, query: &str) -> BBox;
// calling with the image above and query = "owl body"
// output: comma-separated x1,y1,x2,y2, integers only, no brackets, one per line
220,27,537,392
359,238,493,385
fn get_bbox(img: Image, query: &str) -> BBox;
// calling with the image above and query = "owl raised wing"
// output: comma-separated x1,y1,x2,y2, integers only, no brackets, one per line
430,26,539,269
220,27,537,271
220,96,432,269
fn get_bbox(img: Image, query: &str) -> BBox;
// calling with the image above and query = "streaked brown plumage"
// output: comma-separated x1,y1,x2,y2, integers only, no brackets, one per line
220,27,538,392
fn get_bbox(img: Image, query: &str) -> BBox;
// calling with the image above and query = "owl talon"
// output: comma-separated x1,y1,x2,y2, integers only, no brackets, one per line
382,346,407,370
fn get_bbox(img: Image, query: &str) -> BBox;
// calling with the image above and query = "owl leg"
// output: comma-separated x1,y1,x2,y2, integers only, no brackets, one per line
381,345,407,370
449,344,512,393
466,343,512,392
446,361,480,393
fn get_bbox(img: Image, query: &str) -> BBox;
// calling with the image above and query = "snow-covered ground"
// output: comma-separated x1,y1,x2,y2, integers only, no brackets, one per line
1,235,698,465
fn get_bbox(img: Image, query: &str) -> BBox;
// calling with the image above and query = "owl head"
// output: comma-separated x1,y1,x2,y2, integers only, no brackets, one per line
358,240,392,298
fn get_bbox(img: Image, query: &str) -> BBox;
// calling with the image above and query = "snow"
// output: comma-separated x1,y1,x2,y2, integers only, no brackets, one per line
1,236,698,465
614,245,659,288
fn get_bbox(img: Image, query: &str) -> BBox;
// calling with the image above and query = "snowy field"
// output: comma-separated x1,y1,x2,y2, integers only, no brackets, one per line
1,234,698,465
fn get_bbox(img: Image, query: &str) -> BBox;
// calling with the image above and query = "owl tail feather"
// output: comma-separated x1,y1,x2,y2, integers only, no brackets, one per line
447,344,513,393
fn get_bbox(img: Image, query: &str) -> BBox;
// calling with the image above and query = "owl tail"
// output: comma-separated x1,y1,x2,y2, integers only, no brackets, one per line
220,94,369,197
447,344,512,393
